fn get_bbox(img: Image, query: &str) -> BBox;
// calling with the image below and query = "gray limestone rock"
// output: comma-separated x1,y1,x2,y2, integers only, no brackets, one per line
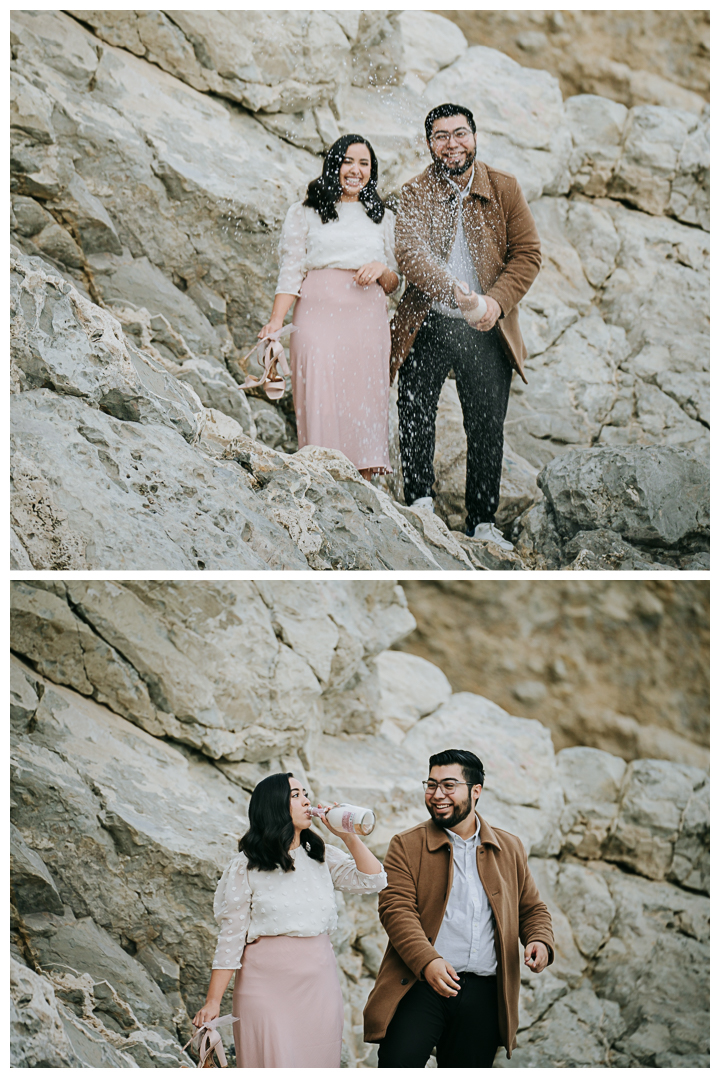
537,445,709,548
11,959,86,1068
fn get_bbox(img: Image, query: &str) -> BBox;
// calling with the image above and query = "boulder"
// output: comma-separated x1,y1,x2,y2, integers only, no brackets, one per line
604,758,709,887
374,650,452,743
396,10,468,91
537,445,709,549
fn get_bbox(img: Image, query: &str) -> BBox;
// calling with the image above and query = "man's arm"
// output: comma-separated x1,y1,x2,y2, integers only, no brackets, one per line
485,181,542,317
377,835,441,979
394,184,457,307
517,857,554,968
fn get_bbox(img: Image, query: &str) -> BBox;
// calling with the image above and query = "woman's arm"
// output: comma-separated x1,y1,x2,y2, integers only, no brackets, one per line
258,292,296,339
353,262,399,295
339,832,384,875
321,809,384,875
192,969,234,1026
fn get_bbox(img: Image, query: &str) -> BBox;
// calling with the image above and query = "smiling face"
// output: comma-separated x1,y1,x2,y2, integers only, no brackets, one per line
428,114,477,178
288,776,311,833
425,763,482,830
338,142,372,200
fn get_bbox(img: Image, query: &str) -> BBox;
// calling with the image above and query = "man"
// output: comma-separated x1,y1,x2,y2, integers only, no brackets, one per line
364,748,554,1067
392,104,542,550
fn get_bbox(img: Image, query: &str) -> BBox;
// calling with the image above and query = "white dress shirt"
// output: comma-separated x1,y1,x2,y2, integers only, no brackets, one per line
275,200,398,296
433,816,498,975
212,843,386,969
431,165,483,319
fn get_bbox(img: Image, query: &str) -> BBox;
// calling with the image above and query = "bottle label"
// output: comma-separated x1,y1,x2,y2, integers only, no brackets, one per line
341,809,354,833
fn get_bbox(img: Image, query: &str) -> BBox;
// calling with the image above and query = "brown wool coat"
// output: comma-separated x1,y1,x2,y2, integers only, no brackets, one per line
390,160,542,384
363,816,554,1058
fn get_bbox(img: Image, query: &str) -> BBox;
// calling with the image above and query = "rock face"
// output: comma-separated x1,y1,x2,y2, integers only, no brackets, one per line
10,581,709,1068
397,580,709,772
10,9,709,570
442,10,709,112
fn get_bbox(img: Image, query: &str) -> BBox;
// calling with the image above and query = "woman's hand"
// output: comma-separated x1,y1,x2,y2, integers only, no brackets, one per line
353,261,386,288
318,803,345,838
258,316,283,340
192,1002,221,1028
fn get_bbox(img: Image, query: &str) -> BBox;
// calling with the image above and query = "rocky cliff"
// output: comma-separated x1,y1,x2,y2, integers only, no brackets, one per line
11,581,709,1067
10,10,709,570
398,580,709,770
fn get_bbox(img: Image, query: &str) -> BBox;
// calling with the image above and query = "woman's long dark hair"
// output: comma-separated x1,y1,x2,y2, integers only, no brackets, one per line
239,772,325,872
303,133,385,224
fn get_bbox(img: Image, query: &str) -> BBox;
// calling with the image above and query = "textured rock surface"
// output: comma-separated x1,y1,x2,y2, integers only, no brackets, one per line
9,9,709,569
398,580,709,771
10,581,708,1068
441,11,709,110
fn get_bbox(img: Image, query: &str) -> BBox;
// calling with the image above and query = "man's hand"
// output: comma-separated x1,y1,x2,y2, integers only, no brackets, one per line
423,957,461,997
471,294,501,332
524,941,549,973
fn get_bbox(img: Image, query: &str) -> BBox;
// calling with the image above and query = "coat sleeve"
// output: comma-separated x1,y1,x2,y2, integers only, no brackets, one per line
211,853,251,970
485,180,542,317
377,835,440,979
394,183,456,306
517,855,555,966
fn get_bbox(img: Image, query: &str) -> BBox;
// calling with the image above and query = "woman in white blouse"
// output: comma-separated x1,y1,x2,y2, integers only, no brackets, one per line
259,134,399,478
192,772,386,1067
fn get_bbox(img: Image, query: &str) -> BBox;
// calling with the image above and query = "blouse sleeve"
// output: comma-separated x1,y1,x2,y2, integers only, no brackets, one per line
383,210,399,276
324,844,387,894
275,202,309,297
212,853,251,970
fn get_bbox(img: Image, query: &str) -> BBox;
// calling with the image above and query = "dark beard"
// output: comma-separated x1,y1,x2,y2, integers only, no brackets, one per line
428,793,474,830
432,145,477,178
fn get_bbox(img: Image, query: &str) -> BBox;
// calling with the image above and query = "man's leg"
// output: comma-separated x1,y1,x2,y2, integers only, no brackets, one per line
377,982,449,1068
453,326,513,532
397,312,455,506
435,974,500,1067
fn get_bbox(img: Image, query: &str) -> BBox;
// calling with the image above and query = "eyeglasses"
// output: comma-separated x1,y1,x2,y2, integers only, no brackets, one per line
430,127,474,145
422,780,471,795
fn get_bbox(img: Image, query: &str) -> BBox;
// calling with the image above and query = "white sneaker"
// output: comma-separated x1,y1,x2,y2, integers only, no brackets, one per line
410,496,434,511
470,522,514,551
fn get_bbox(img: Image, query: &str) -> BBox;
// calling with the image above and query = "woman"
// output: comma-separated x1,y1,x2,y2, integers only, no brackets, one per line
192,773,386,1067
259,135,399,478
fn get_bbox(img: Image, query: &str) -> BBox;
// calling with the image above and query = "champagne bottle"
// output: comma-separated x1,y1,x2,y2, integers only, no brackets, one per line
453,278,487,323
310,803,376,836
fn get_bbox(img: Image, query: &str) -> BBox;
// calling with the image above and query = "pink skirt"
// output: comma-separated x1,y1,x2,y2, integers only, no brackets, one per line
231,935,343,1067
291,268,391,472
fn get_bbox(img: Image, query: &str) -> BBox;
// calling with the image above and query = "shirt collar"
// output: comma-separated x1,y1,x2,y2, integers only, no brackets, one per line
425,814,502,851
444,813,481,844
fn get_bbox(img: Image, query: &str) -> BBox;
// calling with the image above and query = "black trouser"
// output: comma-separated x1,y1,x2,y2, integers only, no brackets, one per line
377,973,500,1068
398,311,513,531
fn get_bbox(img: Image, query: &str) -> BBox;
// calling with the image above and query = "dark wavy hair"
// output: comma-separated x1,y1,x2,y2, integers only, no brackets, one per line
303,133,385,224
239,772,325,872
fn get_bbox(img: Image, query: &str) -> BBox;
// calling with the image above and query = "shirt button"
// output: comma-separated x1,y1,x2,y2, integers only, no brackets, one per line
401,978,409,985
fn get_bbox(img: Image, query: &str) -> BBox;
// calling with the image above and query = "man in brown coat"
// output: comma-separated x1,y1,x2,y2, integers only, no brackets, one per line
364,748,554,1067
392,103,542,550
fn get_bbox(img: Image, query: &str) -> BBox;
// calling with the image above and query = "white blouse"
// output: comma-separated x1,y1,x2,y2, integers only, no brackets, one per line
275,201,398,296
212,844,387,969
